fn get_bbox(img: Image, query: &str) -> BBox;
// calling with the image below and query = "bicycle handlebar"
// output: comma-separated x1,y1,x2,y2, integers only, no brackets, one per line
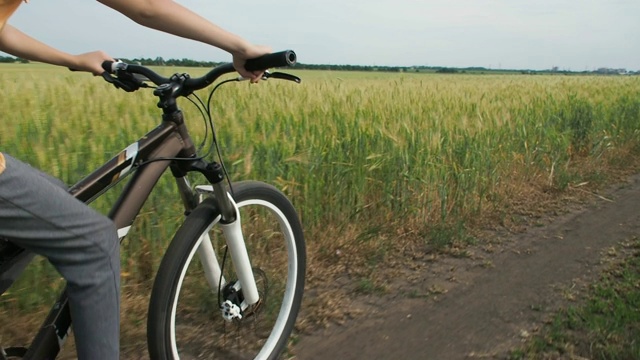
101,50,297,93
245,50,297,72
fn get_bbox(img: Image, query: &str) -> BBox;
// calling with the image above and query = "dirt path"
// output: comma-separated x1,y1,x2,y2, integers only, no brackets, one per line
293,173,640,359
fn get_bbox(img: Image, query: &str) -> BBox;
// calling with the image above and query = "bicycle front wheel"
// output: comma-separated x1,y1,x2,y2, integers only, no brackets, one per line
148,181,306,360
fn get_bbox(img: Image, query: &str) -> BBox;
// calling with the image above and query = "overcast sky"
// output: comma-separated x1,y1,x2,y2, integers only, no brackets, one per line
4,0,639,71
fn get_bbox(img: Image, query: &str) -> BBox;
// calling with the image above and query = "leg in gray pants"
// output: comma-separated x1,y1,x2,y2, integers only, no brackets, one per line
0,153,120,359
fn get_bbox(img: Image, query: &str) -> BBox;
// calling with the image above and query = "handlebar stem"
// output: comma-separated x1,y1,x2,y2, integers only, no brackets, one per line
154,73,192,112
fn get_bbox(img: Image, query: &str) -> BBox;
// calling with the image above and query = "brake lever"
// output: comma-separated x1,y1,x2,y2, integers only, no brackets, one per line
236,71,301,84
101,71,149,92
265,72,301,84
101,72,138,92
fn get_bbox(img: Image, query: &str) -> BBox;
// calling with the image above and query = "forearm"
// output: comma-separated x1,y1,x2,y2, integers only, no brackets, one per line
98,0,253,57
0,24,78,68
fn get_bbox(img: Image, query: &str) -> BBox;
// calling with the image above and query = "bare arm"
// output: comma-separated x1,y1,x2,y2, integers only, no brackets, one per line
0,24,110,74
98,0,271,79
0,0,269,79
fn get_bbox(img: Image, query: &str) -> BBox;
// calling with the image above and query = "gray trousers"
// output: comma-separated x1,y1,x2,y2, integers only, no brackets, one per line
0,153,120,359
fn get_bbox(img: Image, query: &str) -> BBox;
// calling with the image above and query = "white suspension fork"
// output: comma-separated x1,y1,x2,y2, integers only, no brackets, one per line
196,227,226,291
195,186,259,309
220,193,260,308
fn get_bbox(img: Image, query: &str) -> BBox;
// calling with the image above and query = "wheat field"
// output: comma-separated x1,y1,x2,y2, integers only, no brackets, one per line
0,63,639,353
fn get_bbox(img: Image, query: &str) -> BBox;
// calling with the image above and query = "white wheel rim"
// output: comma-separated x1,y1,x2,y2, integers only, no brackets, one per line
169,198,299,360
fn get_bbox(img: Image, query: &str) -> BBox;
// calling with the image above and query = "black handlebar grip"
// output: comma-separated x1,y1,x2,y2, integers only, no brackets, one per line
244,50,297,72
102,61,114,73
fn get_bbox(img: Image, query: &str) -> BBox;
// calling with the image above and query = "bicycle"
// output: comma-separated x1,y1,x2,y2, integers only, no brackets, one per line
0,50,306,359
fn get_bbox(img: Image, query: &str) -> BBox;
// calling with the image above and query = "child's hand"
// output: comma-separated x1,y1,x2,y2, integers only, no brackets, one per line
232,44,272,83
73,51,114,75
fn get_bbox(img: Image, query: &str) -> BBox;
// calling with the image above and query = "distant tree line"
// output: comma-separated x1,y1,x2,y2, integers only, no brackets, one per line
118,57,222,67
1,55,637,75
0,55,28,63
292,63,405,72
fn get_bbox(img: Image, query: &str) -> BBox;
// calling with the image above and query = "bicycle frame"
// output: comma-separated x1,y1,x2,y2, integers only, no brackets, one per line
0,54,302,358
16,108,256,358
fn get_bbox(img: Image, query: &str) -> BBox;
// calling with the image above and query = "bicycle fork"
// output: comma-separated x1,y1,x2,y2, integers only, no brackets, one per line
174,162,260,320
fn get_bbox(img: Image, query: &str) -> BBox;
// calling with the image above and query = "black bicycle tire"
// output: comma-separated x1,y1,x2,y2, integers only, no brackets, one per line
147,180,306,360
